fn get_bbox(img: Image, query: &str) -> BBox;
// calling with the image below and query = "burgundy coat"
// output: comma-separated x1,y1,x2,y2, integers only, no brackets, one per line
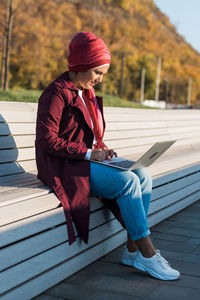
35,71,125,245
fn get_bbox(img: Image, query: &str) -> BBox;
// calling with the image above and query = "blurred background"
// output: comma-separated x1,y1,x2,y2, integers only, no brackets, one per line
0,0,200,108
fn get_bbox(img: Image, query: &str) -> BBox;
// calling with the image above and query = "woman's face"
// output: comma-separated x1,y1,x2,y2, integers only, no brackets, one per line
76,65,109,89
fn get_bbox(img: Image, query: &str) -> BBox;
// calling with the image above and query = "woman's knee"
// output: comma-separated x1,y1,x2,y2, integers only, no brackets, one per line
134,168,152,191
143,169,152,189
119,171,141,194
124,170,141,184
116,171,142,205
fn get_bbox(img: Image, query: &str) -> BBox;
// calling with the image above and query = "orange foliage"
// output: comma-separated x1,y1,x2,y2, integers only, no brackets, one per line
0,0,200,104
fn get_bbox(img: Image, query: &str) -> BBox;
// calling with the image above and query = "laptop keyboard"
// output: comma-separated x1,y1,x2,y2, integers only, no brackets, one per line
107,160,134,168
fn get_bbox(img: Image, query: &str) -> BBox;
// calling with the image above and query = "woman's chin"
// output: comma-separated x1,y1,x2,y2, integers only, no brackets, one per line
83,82,95,89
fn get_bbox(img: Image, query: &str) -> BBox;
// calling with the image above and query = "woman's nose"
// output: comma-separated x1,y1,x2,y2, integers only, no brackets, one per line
98,74,103,83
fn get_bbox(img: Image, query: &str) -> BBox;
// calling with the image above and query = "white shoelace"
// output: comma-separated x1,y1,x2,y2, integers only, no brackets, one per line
155,250,171,269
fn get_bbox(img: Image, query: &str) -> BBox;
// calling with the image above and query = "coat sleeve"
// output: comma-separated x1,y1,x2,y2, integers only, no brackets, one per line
35,86,88,160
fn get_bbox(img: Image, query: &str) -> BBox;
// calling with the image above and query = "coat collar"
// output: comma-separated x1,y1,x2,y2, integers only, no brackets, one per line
63,71,94,133
73,92,94,132
59,71,105,133
57,72,93,130
61,71,79,91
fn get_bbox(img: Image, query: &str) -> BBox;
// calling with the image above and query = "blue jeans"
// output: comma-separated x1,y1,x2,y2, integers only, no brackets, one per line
90,162,152,241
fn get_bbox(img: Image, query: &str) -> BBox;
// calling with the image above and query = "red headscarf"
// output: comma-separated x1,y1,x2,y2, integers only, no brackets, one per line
68,32,111,72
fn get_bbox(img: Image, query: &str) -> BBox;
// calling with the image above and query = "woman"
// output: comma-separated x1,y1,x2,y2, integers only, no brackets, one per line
35,32,180,281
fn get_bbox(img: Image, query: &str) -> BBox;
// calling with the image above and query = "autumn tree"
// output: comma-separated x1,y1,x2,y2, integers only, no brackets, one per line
1,0,200,105
0,0,7,88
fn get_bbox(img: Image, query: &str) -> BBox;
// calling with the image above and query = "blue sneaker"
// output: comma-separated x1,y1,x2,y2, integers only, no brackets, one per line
133,250,180,280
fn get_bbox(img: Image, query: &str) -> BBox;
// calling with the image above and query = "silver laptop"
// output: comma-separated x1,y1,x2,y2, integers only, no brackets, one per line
92,141,176,171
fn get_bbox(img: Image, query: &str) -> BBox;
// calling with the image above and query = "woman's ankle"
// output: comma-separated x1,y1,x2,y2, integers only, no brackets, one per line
127,245,137,253
127,234,138,252
134,236,156,258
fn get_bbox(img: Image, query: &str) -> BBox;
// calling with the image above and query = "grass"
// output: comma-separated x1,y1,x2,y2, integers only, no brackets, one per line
96,92,151,108
0,88,151,109
0,89,41,103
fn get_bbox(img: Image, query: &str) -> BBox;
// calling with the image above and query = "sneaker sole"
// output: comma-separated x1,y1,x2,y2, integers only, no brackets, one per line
133,261,180,281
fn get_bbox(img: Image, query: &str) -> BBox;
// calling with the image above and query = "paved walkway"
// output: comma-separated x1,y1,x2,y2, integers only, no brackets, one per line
35,200,200,300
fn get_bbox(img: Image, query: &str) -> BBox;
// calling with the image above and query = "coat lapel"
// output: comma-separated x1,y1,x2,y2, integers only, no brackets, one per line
61,72,105,135
72,93,94,133
62,72,94,133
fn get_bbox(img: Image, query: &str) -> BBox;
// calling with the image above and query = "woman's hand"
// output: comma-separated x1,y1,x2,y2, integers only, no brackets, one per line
102,145,117,160
90,148,117,161
103,148,118,160
90,149,106,161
